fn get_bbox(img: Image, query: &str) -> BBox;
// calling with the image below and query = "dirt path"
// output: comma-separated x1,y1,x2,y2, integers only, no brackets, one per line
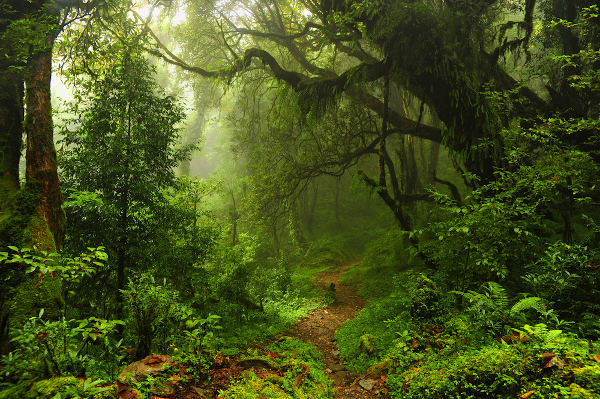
283,262,385,399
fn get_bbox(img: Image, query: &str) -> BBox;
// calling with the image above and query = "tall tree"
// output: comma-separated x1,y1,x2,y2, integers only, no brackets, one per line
60,49,191,316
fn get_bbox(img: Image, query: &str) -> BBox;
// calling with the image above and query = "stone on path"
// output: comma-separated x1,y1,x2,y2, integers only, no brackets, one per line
358,379,376,391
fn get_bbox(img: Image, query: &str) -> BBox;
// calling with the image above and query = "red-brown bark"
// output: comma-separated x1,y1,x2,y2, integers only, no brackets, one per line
25,35,65,250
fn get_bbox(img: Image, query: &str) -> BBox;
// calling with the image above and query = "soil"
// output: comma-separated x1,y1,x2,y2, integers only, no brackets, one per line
282,262,388,399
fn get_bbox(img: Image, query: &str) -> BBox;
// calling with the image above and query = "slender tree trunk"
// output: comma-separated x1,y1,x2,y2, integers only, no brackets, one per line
306,182,318,236
179,111,204,176
229,188,239,246
117,203,127,317
25,35,65,250
117,100,132,319
287,199,307,248
334,176,341,227
272,219,280,257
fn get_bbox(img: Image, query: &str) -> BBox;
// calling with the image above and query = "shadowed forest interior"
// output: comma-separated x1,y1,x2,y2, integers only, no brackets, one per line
1,0,600,398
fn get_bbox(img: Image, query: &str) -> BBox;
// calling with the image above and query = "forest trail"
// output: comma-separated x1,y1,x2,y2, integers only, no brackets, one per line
282,262,385,399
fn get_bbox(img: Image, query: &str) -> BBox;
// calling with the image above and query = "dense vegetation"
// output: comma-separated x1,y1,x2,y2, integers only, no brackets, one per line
1,0,600,398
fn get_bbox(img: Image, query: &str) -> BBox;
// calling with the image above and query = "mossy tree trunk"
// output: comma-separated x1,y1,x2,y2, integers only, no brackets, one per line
0,3,66,353
25,32,65,251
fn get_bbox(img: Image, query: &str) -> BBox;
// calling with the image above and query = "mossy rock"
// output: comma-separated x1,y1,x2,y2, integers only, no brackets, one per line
28,376,116,399
568,383,597,399
573,365,600,390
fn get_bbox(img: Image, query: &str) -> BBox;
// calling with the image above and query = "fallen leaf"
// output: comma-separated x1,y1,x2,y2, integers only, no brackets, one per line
520,390,536,399
35,332,49,341
592,355,600,362
144,354,170,366
116,381,138,399
541,353,565,369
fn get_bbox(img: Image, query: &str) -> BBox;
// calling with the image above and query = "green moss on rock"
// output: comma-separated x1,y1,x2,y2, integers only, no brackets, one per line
573,365,600,390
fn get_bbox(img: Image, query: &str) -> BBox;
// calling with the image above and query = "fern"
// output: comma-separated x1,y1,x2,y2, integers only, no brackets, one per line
484,282,509,310
510,296,545,317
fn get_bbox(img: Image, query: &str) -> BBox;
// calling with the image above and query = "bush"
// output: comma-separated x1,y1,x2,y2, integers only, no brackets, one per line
523,242,600,338
387,345,532,398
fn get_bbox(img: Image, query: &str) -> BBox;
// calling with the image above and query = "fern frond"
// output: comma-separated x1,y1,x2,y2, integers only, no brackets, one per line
485,282,509,310
510,296,545,316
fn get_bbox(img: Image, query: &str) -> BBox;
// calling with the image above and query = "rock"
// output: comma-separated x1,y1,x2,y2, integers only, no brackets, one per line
332,370,356,386
331,364,345,372
119,354,174,383
358,379,376,391
331,350,340,357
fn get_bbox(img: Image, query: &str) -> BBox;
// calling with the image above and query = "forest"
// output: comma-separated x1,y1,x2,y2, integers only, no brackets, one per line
1,0,600,398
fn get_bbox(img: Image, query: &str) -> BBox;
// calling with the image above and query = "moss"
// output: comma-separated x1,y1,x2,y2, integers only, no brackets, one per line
220,373,292,399
388,346,532,398
9,274,63,329
573,365,600,390
29,377,81,398
28,377,116,399
1,184,63,337
568,383,596,399
0,184,39,248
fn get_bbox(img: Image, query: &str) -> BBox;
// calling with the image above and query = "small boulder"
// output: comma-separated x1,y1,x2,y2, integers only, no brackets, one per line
358,379,376,391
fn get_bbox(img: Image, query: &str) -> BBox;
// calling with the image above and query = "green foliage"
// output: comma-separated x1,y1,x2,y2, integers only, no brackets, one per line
28,377,115,399
452,282,565,335
336,294,412,372
0,310,123,386
523,242,600,337
58,47,199,318
220,337,332,399
122,272,219,359
409,273,441,320
387,345,533,398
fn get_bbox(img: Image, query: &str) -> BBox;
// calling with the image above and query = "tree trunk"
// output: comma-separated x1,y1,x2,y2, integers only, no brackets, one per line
0,69,23,196
25,36,65,250
334,176,341,227
287,199,307,248
305,182,318,236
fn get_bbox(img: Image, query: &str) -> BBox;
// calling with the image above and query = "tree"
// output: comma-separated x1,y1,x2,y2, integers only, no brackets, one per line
127,1,599,264
60,49,191,316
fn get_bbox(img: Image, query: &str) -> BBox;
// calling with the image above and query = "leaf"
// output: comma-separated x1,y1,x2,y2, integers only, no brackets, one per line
35,332,49,341
520,390,536,399
541,353,565,369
